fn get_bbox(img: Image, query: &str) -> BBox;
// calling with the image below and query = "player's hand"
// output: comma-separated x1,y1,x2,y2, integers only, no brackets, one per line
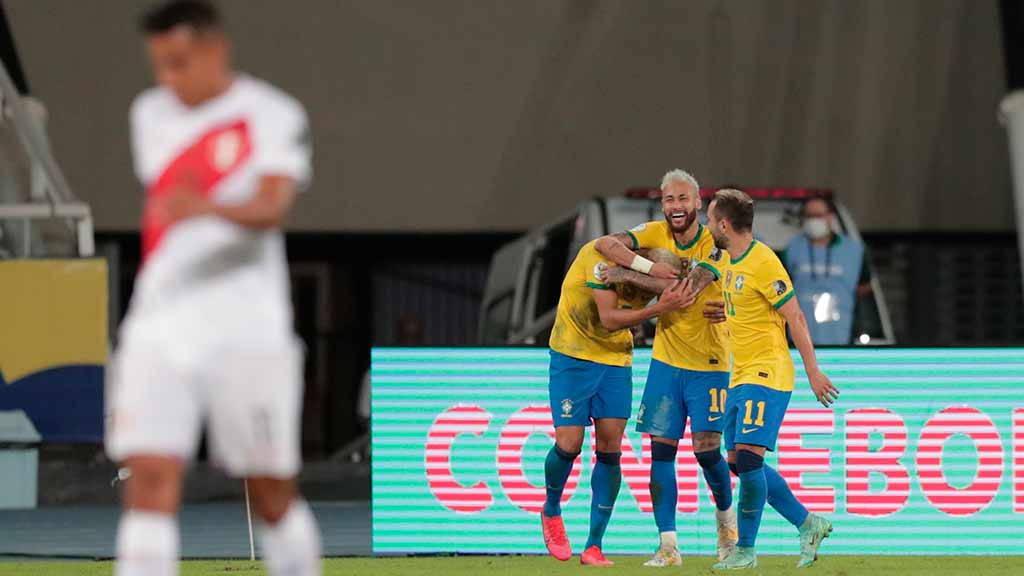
808,369,839,408
151,185,212,226
658,278,695,312
649,262,679,280
600,265,627,285
703,300,727,324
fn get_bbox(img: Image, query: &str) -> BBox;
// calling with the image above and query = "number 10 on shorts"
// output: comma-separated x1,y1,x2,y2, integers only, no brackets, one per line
708,388,727,413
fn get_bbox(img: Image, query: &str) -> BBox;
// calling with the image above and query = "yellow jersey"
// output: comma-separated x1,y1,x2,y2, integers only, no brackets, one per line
626,221,729,372
549,240,635,366
720,240,796,391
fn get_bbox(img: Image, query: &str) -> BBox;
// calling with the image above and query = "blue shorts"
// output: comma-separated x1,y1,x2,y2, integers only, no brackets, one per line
635,359,730,439
548,350,632,427
723,384,792,451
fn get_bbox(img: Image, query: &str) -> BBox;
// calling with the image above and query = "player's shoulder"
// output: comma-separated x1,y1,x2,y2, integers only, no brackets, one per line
236,74,307,123
630,220,667,235
752,241,786,272
129,85,176,125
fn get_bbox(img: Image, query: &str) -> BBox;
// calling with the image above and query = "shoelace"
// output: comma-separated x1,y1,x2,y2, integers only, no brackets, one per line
546,521,567,543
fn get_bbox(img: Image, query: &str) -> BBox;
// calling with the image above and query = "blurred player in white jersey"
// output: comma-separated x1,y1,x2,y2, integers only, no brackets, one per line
106,2,321,575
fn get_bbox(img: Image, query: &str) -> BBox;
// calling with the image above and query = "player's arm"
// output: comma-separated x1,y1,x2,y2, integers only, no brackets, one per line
681,262,719,298
602,266,675,294
153,174,298,230
777,297,840,407
208,175,297,229
594,232,678,279
592,280,692,332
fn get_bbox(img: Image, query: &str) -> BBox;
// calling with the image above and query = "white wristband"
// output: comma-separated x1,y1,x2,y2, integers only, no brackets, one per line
630,254,654,274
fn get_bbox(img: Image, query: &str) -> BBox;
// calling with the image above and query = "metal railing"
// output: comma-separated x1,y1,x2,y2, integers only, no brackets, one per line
0,58,93,258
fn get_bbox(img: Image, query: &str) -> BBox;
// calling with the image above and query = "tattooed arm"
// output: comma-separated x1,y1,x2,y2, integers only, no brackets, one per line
594,232,679,279
682,263,719,298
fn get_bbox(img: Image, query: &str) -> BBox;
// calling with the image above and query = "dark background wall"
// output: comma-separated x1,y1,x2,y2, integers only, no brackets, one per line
5,0,1013,233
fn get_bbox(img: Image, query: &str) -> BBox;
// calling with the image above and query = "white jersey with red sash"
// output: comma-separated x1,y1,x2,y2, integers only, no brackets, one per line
121,74,311,353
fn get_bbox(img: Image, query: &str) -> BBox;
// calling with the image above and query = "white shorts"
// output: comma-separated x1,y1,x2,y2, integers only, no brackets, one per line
105,334,304,478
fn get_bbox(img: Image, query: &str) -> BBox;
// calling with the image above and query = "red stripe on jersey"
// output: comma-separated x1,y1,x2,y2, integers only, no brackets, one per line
141,119,253,260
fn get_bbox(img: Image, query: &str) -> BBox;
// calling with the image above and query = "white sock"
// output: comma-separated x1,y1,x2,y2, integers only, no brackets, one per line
660,530,678,549
257,499,322,576
115,511,179,576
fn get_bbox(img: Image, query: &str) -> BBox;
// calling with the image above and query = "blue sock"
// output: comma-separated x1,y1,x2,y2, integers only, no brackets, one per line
649,441,678,533
585,451,621,549
736,450,766,548
695,449,733,511
764,464,809,528
543,444,578,517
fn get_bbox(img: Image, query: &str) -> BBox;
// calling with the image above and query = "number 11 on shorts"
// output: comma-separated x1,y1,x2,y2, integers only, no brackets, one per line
743,400,765,426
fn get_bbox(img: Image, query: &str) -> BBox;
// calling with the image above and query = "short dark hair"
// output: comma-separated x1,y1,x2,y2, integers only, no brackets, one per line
140,0,221,35
802,196,835,216
712,188,754,232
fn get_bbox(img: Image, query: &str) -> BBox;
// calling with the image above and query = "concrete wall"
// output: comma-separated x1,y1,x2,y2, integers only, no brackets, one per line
6,0,1012,232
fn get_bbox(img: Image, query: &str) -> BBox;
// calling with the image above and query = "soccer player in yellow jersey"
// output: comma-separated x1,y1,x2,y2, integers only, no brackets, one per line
705,189,840,570
542,241,693,566
595,169,738,566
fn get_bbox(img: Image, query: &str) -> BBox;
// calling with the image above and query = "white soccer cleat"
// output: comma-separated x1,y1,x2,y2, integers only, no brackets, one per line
716,506,739,561
643,545,683,567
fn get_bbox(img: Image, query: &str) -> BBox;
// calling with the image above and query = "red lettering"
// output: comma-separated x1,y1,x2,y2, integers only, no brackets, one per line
916,407,1003,516
619,431,653,512
1015,409,1024,513
497,405,581,513
845,408,909,516
677,425,700,513
425,405,493,513
778,409,835,513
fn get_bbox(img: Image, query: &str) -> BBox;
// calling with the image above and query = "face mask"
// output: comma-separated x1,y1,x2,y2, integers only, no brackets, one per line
804,217,831,239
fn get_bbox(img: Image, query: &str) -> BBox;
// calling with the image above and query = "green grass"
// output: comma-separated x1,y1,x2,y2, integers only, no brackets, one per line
0,556,1021,575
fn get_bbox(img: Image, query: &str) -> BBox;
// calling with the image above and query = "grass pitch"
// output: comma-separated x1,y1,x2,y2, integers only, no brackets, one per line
0,555,1021,575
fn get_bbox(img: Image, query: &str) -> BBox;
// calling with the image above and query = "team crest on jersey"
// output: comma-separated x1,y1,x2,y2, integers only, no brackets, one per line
772,280,788,296
735,274,745,291
561,399,574,418
636,404,646,424
211,129,243,171
708,246,723,262
631,223,647,233
593,262,609,283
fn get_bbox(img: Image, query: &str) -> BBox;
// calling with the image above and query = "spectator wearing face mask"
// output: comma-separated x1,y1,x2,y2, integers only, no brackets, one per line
781,197,871,345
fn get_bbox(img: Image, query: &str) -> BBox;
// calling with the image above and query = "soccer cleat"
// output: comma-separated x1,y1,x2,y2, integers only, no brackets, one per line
797,513,833,568
711,546,757,570
540,511,572,561
642,545,682,567
715,506,739,561
580,545,614,566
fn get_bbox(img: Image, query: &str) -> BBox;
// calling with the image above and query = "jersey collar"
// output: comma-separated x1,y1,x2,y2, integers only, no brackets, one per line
731,239,757,264
674,223,703,251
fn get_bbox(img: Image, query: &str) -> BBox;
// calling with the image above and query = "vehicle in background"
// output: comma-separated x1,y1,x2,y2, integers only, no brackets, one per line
479,187,895,346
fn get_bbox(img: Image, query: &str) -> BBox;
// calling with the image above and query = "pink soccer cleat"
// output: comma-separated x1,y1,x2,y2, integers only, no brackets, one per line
541,511,572,561
580,545,614,566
